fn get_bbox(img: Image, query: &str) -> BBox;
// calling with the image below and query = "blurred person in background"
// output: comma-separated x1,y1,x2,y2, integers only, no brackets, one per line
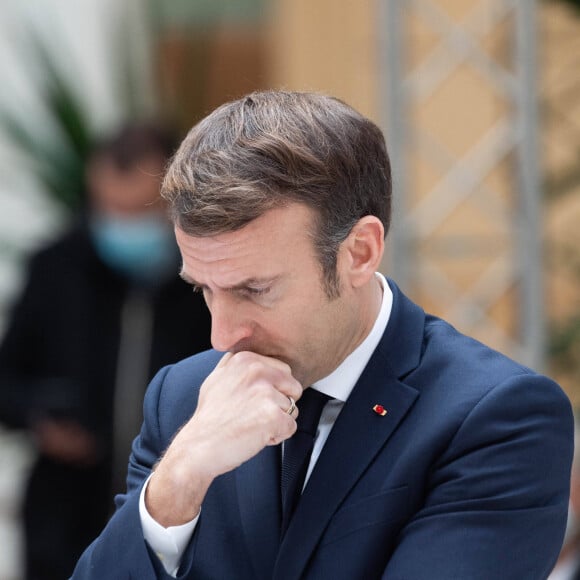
0,123,212,580
549,411,580,580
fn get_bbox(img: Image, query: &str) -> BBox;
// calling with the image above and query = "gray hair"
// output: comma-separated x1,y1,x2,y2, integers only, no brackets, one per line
162,90,391,298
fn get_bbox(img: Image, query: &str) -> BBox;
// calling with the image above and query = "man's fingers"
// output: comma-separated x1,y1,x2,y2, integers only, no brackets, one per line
280,393,299,418
226,351,294,380
278,378,303,404
215,351,234,369
219,350,303,402
267,411,298,446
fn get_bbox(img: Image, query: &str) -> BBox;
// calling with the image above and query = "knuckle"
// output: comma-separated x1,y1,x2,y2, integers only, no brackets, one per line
265,402,281,422
277,359,292,375
248,379,270,399
231,351,255,366
245,360,267,381
250,360,265,375
290,383,303,400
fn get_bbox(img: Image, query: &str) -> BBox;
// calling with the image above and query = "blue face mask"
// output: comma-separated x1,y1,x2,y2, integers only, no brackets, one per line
90,214,177,283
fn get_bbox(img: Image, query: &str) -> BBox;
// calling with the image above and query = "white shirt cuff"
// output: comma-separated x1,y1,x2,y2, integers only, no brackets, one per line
139,474,200,577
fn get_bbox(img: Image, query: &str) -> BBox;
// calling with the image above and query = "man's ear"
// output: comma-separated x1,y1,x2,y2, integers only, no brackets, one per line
342,216,384,288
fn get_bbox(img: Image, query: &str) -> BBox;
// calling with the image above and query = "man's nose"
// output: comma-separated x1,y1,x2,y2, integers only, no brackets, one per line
208,295,253,352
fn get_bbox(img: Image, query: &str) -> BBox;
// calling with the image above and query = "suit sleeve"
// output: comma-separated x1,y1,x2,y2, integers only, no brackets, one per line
382,373,573,580
70,365,180,580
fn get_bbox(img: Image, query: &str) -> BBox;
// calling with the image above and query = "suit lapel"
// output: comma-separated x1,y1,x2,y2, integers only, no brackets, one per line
273,370,419,579
236,444,282,580
273,280,425,580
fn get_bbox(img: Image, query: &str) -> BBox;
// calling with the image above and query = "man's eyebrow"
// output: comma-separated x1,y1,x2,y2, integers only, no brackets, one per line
178,271,280,290
228,276,281,291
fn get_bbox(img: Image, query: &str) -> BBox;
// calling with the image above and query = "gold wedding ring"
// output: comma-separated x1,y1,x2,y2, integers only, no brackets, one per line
285,396,296,416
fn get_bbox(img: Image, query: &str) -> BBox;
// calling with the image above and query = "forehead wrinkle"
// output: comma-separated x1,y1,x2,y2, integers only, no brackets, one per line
175,204,314,292
176,224,259,262
179,246,281,291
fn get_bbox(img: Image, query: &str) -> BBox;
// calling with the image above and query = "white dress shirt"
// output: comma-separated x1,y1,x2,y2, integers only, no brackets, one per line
547,555,580,580
140,273,393,576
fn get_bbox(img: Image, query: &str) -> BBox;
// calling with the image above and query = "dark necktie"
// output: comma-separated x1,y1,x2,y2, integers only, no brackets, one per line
281,388,331,535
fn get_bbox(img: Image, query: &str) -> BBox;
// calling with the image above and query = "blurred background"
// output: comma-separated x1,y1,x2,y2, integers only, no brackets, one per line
0,0,579,577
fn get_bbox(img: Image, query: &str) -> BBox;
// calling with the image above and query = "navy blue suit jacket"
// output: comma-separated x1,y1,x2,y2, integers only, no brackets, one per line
72,281,573,579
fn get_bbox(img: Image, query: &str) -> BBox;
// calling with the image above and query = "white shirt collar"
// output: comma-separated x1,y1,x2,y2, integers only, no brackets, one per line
311,273,392,403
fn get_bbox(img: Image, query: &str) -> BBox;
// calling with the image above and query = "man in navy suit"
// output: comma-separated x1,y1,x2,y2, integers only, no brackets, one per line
72,91,573,579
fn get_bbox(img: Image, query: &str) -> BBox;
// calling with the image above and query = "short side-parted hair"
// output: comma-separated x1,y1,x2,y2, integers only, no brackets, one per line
162,90,392,298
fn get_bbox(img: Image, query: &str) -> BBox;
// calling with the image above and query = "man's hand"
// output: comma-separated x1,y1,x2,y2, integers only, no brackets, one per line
146,351,303,527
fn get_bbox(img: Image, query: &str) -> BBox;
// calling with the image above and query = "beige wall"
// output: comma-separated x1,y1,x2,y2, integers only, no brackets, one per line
267,0,378,120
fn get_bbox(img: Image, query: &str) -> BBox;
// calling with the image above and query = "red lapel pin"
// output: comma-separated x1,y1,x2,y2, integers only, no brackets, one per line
373,404,387,417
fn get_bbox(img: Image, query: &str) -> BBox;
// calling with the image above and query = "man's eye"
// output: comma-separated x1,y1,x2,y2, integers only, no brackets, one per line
246,287,270,296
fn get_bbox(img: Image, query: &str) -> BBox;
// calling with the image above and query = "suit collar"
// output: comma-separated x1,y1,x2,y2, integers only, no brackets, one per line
381,278,425,378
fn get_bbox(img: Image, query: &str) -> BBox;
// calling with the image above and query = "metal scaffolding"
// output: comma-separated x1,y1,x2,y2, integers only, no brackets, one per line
378,0,544,369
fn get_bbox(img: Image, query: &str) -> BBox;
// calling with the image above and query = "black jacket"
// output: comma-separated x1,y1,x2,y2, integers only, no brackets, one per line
0,223,212,579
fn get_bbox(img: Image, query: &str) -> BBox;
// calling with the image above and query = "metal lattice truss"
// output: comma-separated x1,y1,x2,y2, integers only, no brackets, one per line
380,0,543,367
541,2,580,199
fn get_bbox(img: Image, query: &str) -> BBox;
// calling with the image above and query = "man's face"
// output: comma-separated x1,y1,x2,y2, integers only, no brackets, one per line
176,203,369,386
